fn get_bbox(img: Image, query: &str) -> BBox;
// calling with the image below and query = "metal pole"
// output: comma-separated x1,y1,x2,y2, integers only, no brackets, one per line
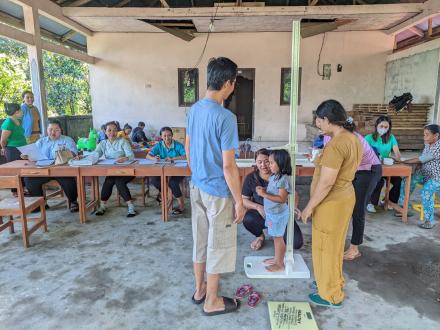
286,20,301,262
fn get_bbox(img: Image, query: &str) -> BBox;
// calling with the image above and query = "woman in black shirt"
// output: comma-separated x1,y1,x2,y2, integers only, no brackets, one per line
242,148,303,250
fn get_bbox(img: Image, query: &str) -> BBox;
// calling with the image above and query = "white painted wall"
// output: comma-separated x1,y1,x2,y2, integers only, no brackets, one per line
88,31,393,141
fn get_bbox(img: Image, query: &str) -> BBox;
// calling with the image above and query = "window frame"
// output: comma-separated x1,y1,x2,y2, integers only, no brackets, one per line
280,67,302,106
178,68,199,107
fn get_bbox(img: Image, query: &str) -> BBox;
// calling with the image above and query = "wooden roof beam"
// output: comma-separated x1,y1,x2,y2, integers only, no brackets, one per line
10,0,93,36
387,0,440,35
67,0,94,6
0,22,94,63
62,4,423,18
0,10,86,52
114,0,132,7
159,0,169,8
409,26,424,37
60,29,77,41
0,21,34,45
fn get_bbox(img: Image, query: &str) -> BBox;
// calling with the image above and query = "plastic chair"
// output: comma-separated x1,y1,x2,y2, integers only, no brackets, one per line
412,183,440,221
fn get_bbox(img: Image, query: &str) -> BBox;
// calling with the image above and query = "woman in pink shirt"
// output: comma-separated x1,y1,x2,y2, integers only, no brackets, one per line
323,124,382,260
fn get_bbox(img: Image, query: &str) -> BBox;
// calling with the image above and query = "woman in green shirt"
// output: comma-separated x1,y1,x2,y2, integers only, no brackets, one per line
364,116,402,213
1,103,27,163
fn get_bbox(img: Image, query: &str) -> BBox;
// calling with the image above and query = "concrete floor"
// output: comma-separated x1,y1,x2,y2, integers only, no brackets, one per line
0,180,439,330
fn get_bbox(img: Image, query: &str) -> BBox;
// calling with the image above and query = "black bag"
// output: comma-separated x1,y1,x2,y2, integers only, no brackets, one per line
389,92,413,112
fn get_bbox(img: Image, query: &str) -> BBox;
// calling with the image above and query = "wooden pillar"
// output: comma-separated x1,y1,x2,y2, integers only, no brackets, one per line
23,4,48,134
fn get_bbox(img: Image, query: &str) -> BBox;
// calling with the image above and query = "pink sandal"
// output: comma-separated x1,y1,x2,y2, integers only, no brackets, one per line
235,284,253,299
247,291,261,308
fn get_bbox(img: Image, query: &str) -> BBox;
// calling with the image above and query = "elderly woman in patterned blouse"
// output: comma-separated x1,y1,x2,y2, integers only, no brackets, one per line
396,124,440,229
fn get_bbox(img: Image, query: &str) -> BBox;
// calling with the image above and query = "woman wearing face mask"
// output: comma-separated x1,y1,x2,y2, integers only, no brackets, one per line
364,116,402,214
397,124,440,229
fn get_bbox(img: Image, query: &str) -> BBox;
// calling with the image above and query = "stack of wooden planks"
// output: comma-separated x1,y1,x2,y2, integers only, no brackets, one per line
348,103,432,150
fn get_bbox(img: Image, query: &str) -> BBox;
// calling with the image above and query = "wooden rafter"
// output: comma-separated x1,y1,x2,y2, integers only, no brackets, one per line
428,17,433,36
395,24,440,52
409,26,424,37
0,22,35,45
0,10,86,52
62,4,423,18
60,29,77,41
309,0,319,5
10,0,93,36
159,0,170,8
0,19,95,63
67,0,94,6
387,0,440,35
114,0,132,8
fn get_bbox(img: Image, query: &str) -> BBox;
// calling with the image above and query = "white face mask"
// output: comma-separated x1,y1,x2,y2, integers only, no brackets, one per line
377,127,388,136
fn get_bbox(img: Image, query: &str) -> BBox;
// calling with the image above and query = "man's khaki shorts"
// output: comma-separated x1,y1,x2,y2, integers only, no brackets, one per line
190,183,237,274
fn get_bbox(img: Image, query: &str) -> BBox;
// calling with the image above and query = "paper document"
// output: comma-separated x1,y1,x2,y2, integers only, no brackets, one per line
268,302,318,330
137,159,157,165
97,159,135,166
17,143,46,161
175,162,188,167
36,159,55,167
98,159,116,165
68,153,99,166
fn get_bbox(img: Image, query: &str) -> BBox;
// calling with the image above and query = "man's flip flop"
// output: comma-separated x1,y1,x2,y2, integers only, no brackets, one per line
191,292,206,305
247,291,261,308
202,297,240,316
235,284,253,299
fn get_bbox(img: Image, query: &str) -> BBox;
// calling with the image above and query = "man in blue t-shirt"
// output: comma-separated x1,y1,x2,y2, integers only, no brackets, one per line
186,57,245,316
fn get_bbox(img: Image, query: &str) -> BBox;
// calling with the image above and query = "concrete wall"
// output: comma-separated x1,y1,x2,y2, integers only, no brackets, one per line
385,41,440,123
88,31,393,142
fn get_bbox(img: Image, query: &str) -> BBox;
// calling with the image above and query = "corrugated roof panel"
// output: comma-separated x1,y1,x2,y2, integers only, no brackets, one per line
0,1,23,20
70,33,87,45
0,0,86,47
39,15,72,38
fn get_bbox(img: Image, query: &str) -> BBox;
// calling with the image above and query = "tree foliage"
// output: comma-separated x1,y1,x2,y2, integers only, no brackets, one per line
0,38,91,118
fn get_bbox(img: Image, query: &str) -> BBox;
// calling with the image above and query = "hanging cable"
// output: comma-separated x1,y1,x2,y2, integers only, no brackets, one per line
193,4,219,69
316,33,326,77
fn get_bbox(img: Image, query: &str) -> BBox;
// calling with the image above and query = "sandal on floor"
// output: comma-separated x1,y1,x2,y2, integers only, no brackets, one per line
172,208,184,215
235,284,253,299
418,221,435,229
247,291,261,308
202,297,240,316
70,201,79,213
95,206,106,216
343,252,361,261
250,237,265,251
191,292,206,305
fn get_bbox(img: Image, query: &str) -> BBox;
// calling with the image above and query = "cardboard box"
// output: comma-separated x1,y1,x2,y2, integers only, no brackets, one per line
171,127,186,145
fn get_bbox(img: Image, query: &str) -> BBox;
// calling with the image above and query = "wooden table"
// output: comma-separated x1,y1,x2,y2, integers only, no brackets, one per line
0,160,83,221
78,163,164,223
163,163,412,223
